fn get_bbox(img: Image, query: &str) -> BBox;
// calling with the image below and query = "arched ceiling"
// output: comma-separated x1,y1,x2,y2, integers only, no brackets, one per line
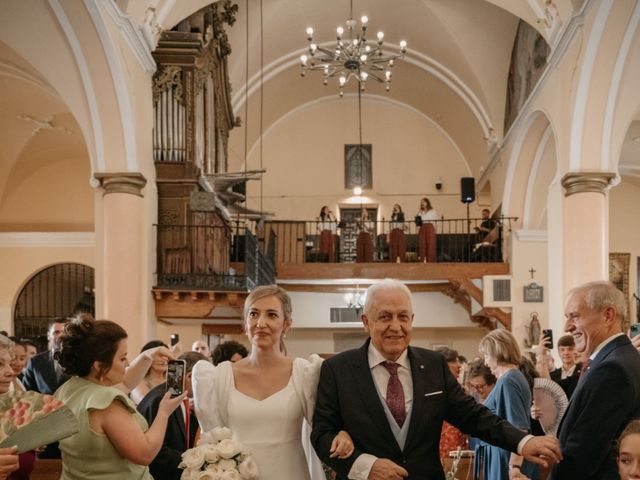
159,0,577,177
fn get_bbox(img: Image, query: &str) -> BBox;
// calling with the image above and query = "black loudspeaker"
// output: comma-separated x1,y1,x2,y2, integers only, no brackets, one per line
460,177,475,204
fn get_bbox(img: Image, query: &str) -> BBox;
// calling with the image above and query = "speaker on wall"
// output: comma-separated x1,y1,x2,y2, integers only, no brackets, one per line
460,177,475,204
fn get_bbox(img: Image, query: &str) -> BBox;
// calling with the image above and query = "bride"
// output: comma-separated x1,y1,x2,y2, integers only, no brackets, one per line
193,285,353,480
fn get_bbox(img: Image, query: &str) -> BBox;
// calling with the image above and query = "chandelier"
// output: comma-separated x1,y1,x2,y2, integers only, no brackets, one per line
345,289,366,312
300,1,406,96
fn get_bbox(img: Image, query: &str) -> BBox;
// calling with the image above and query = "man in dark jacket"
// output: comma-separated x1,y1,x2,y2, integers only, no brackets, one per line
138,351,206,480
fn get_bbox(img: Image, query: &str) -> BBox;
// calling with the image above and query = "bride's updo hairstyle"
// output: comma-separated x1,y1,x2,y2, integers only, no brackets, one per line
55,315,127,379
243,285,292,354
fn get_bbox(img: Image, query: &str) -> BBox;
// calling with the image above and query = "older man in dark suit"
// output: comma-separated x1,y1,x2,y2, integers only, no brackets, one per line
138,351,207,480
550,281,640,480
311,279,561,480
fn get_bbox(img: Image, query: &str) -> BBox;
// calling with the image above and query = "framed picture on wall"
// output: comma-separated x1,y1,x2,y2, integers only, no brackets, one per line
345,144,372,189
523,282,544,302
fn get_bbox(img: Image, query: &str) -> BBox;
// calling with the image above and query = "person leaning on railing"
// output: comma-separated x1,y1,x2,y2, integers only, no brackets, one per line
416,197,438,262
317,205,337,262
388,204,406,263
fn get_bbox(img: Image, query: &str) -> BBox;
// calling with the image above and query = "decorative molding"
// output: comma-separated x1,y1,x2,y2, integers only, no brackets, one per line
523,125,553,227
0,232,95,248
84,0,139,172
16,114,73,136
561,170,616,196
94,172,147,197
514,229,548,242
619,165,640,179
569,0,613,170
600,1,640,170
102,0,156,74
479,0,594,187
47,0,104,171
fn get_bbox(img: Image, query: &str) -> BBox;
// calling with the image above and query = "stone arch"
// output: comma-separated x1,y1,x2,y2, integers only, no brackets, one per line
501,110,555,221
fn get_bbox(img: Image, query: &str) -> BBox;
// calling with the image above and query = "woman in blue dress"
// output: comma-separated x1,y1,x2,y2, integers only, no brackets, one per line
475,329,538,480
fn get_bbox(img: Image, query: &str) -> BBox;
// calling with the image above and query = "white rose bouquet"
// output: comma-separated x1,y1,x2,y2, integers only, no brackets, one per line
179,427,259,480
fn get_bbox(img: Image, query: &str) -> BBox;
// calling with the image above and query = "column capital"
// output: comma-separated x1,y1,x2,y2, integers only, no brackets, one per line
561,170,616,197
94,172,147,197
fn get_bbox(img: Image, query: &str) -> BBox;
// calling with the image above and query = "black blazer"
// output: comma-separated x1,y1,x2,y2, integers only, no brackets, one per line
22,351,69,394
551,335,640,480
311,340,527,480
550,363,582,399
138,384,199,480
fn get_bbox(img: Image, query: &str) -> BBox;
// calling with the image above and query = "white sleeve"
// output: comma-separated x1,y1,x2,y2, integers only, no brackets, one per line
348,453,378,480
192,360,229,432
292,354,323,424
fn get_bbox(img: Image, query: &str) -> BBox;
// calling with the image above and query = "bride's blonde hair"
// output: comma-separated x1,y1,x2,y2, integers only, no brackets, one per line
243,285,292,354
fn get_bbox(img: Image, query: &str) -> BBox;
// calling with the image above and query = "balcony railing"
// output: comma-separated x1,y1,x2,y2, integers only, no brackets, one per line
155,224,275,290
256,216,514,264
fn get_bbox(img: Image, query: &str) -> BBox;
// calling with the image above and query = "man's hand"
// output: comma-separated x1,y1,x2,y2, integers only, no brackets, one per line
0,447,19,478
631,333,640,353
367,459,408,480
521,435,562,469
509,467,531,480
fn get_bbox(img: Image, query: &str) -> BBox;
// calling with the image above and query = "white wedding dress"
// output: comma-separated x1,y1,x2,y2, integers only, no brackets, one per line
192,356,325,480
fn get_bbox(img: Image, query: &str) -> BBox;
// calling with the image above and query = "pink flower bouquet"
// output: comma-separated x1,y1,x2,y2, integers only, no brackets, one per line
0,390,79,453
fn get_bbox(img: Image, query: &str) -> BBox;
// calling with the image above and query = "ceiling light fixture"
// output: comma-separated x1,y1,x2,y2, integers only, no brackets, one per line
300,0,406,96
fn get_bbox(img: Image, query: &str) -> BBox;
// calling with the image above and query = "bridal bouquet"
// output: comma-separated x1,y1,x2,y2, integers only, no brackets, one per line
179,426,258,480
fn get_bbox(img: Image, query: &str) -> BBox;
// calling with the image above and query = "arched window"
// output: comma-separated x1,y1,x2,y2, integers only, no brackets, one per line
13,263,94,350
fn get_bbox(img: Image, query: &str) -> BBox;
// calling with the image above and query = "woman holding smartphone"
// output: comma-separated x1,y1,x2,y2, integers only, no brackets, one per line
193,285,353,480
55,316,185,480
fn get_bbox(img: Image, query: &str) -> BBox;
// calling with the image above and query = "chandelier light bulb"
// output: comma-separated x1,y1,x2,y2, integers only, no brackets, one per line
339,76,347,86
353,186,363,195
361,15,368,25
300,54,308,65
310,43,317,54
306,27,314,40
385,70,391,80
352,38,358,46
400,40,407,52
365,45,371,52
360,54,367,62
337,26,344,38
377,31,384,42
360,71,368,81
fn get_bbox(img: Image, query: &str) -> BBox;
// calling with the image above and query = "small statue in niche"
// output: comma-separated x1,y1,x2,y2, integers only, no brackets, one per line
524,311,541,349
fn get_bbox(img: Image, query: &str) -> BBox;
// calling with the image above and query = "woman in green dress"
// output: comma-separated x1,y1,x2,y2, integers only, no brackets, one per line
55,316,185,479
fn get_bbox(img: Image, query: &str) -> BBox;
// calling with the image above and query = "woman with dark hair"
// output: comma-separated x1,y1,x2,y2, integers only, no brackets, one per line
416,197,438,262
193,285,353,480
54,317,185,480
317,206,337,262
388,204,406,263
477,329,538,480
131,340,170,404
355,209,374,262
212,340,248,366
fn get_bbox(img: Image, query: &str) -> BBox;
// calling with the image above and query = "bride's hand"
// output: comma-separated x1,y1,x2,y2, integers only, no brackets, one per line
329,430,354,459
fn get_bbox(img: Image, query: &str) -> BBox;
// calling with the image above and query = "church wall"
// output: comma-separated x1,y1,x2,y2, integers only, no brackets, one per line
0,239,94,333
609,179,640,325
0,156,94,231
243,98,478,221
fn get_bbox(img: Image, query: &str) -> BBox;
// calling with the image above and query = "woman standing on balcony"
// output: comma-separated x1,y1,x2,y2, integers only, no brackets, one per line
416,197,438,262
388,204,406,262
355,208,375,262
317,205,337,262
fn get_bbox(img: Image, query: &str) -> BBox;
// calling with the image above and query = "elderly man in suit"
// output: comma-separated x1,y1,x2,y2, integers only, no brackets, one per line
311,279,561,480
550,281,640,480
138,351,207,480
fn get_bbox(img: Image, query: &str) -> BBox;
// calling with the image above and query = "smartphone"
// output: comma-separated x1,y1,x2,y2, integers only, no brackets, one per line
170,333,179,347
542,329,553,349
166,359,186,397
630,323,640,338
